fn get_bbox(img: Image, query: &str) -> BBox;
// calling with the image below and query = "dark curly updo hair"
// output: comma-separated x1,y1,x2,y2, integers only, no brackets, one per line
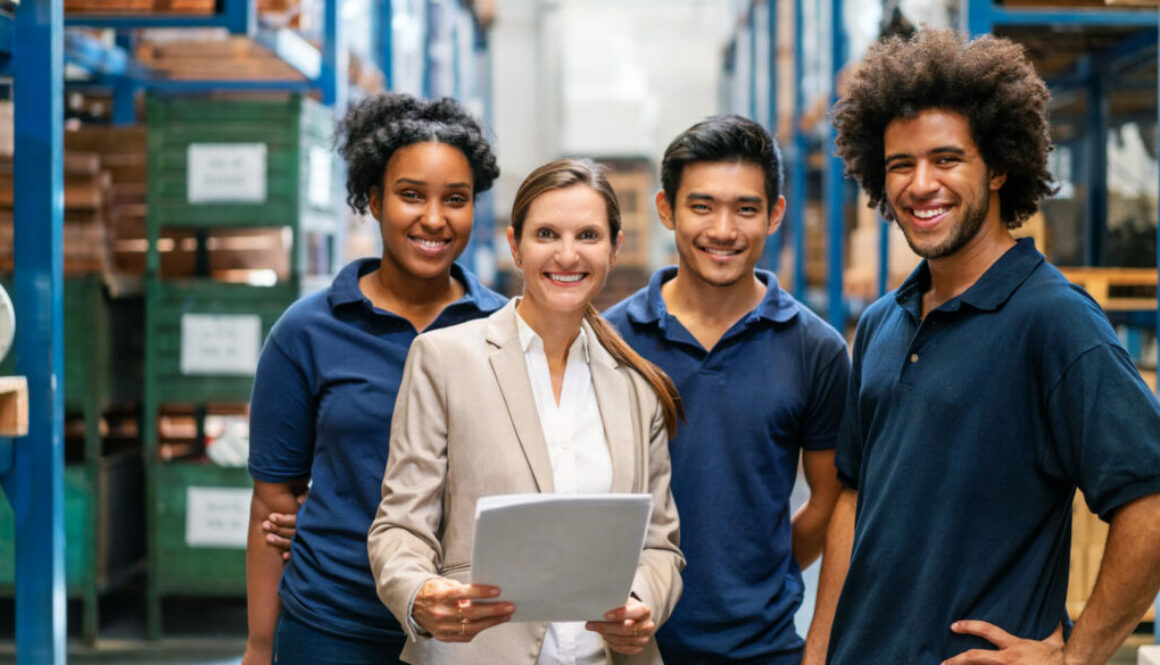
335,93,500,216
832,28,1057,228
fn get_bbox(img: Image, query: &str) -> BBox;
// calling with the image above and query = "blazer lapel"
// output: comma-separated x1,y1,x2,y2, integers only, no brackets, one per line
587,321,635,494
486,303,556,493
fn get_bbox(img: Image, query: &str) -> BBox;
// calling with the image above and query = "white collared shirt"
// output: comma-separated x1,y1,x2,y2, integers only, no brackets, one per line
515,308,612,665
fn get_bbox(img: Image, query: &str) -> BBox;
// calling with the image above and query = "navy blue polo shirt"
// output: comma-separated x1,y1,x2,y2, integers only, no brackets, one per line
248,258,507,640
605,268,849,665
830,238,1160,665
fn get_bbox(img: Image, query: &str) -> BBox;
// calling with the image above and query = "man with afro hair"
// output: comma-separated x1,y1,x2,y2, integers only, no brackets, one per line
802,28,1160,665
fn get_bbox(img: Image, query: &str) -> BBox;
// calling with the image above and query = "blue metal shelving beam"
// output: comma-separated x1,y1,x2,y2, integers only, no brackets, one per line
790,0,807,302
824,0,847,330
6,1,66,663
991,7,1158,28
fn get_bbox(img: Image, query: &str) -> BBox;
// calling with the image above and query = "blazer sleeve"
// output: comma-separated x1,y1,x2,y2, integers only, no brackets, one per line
628,392,684,627
367,334,449,640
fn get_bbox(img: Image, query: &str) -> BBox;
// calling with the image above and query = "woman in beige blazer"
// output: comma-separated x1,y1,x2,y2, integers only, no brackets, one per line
368,159,685,665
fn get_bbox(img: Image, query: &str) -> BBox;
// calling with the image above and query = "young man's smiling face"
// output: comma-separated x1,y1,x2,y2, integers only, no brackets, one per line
883,109,1007,261
657,160,784,289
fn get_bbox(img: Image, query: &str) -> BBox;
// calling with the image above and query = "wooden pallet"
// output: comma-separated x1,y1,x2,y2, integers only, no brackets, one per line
1059,267,1158,311
0,376,27,437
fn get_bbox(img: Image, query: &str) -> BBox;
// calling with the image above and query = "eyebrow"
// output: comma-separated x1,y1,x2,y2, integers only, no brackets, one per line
394,178,472,189
885,146,966,164
685,192,765,206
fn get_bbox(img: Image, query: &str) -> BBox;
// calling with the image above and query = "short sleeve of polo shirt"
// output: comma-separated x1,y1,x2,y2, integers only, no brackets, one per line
801,343,851,452
248,329,317,483
1043,342,1160,521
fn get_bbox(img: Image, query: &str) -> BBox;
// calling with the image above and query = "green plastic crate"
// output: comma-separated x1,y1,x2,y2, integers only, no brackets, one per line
144,279,299,406
151,461,251,595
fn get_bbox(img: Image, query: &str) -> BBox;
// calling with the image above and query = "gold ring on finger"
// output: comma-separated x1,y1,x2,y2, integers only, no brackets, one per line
457,606,463,621
633,624,639,637
460,618,467,636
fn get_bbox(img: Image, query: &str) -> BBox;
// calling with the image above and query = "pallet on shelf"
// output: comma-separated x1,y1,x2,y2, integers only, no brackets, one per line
136,35,308,82
65,0,216,14
0,376,26,437
1059,266,1158,312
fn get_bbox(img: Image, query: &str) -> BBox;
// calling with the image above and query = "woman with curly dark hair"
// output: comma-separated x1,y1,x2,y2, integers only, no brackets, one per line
243,93,507,665
805,28,1160,665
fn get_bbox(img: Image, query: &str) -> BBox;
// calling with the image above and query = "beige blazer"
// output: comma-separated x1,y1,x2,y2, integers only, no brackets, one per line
368,300,683,665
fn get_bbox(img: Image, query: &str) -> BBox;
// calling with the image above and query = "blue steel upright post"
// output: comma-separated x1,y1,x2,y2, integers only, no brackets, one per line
824,0,847,330
5,0,66,663
790,0,807,301
378,0,394,90
321,0,348,111
763,0,781,272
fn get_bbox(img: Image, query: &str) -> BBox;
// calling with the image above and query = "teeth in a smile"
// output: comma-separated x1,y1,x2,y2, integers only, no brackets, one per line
549,273,584,283
703,247,738,256
413,238,448,249
912,207,948,220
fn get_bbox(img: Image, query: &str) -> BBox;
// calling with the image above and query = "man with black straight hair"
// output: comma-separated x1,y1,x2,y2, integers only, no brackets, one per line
605,115,849,665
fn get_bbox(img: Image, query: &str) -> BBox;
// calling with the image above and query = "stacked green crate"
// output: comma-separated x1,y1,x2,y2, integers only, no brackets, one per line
0,274,145,644
143,94,338,638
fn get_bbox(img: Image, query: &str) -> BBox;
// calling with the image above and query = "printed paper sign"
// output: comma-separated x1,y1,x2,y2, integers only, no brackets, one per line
185,487,251,548
308,145,332,208
187,143,268,203
180,313,261,376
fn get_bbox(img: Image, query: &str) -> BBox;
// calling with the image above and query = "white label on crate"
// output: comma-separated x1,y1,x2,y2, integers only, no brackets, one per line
308,145,332,208
187,143,268,203
185,487,251,548
180,314,261,376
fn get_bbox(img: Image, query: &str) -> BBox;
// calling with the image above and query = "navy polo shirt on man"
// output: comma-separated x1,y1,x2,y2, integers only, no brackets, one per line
830,238,1160,665
247,258,507,640
605,267,849,665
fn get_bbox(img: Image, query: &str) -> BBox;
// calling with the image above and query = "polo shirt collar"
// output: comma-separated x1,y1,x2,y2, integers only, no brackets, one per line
327,258,506,313
626,266,799,325
895,237,1045,314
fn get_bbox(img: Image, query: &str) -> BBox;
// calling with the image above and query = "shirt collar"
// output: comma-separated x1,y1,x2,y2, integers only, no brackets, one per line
327,258,507,314
895,237,1045,314
626,266,799,325
514,300,590,363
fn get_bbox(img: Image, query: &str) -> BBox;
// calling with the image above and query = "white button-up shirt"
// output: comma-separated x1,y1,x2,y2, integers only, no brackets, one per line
516,309,612,665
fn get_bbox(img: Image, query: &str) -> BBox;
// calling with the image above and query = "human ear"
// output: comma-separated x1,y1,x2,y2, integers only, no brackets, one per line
609,230,623,269
767,195,786,237
368,186,383,221
655,191,675,231
506,226,521,268
989,170,1007,191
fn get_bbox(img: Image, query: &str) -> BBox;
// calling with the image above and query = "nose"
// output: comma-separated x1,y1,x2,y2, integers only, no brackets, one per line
910,161,939,198
555,236,580,266
419,200,446,232
706,210,739,243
